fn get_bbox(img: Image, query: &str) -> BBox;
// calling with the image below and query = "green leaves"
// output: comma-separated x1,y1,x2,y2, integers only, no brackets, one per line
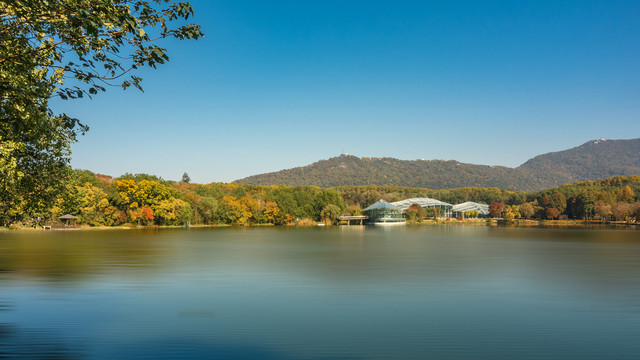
0,0,202,224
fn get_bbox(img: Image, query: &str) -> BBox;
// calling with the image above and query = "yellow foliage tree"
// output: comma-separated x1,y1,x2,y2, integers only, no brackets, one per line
219,196,251,225
264,201,280,223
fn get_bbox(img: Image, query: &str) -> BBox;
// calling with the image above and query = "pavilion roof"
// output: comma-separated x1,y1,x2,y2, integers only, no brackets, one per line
452,201,490,215
390,197,452,210
364,199,401,211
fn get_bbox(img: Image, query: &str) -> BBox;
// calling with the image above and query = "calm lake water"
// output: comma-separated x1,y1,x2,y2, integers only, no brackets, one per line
1,226,640,359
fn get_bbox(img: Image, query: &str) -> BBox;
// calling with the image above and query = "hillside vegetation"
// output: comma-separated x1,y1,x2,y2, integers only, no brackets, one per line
237,138,640,192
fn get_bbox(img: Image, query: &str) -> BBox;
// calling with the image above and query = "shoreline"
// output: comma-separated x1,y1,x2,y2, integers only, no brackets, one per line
3,219,638,231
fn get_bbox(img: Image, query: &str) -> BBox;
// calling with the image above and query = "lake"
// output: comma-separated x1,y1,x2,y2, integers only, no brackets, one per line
1,226,640,359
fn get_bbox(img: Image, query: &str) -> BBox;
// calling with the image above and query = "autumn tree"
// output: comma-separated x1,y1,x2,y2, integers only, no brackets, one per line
219,196,250,225
594,201,612,221
489,202,504,218
0,1,202,224
154,198,191,225
545,207,560,220
619,186,635,202
503,205,521,221
264,201,280,224
75,182,110,225
612,202,633,222
518,202,535,219
140,207,154,225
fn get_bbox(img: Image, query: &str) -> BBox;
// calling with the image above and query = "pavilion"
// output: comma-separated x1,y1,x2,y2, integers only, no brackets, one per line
452,202,490,218
58,214,78,227
390,198,453,218
363,200,405,224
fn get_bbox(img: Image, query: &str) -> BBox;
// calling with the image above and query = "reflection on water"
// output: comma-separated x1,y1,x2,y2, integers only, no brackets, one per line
1,227,640,359
0,324,83,360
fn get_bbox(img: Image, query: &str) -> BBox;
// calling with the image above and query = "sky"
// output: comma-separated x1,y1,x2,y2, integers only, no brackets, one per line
50,0,640,183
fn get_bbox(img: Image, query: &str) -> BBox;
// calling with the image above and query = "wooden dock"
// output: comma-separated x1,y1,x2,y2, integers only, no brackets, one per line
338,215,368,225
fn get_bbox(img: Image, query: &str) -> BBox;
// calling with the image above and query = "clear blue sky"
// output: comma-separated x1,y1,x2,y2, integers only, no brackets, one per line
50,0,640,183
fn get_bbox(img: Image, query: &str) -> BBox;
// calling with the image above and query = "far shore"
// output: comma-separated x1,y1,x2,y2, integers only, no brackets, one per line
2,219,638,232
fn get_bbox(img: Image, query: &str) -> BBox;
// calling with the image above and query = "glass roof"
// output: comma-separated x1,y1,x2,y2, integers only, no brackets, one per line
363,199,402,211
390,197,453,210
452,201,490,215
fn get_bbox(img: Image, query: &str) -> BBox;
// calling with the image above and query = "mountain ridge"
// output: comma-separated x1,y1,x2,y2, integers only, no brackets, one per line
236,138,640,192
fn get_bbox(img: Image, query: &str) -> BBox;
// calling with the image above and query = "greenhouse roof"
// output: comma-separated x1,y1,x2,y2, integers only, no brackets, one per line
364,199,401,211
390,198,453,210
452,201,490,215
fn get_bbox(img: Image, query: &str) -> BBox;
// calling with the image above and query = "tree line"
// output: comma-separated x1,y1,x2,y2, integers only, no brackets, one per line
335,176,640,222
3,171,640,227
3,170,346,227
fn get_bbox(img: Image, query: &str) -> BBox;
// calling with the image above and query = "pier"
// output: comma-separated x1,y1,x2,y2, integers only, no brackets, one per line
338,215,368,225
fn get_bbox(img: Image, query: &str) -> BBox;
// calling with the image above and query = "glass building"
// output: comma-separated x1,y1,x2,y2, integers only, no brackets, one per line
452,201,490,218
363,200,405,224
390,198,454,218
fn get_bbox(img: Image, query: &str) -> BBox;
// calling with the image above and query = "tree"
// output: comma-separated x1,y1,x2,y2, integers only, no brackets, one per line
594,201,612,221
76,182,109,225
612,202,633,222
620,186,635,202
320,204,341,225
218,196,250,225
182,172,191,184
489,202,504,218
550,192,567,214
140,206,154,225
263,200,280,224
545,207,560,220
519,202,535,219
503,205,520,221
405,205,420,222
198,196,218,224
1,1,202,223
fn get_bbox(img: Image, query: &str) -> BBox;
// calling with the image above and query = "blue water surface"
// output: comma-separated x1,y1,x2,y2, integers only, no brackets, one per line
1,226,640,359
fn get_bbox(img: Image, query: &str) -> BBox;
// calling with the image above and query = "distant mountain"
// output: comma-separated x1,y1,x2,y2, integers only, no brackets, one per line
516,138,640,186
236,138,640,191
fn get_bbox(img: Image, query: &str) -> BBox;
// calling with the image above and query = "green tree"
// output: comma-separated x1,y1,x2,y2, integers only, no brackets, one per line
320,204,341,225
550,192,567,214
198,196,218,224
1,1,202,224
569,190,596,220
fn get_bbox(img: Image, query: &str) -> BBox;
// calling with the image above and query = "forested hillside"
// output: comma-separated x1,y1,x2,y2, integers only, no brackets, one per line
238,155,536,190
236,138,640,191
517,138,640,185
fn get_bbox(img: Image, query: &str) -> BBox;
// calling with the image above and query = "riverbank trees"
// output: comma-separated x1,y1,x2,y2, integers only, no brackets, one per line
25,171,346,227
4,171,640,227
